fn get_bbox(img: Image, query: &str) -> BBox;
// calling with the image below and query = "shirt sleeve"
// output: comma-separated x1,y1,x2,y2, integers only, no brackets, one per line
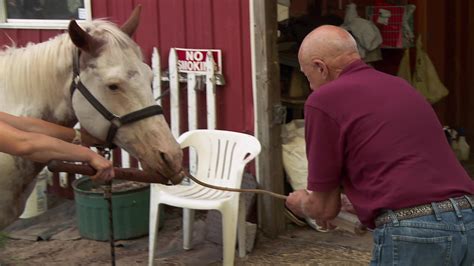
305,105,344,192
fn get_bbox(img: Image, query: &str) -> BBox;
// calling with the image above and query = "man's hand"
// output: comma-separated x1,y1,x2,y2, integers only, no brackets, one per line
88,154,114,181
285,189,309,218
340,193,356,214
286,188,342,231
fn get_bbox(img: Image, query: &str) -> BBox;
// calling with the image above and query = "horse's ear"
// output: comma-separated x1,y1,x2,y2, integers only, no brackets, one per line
68,20,102,56
120,5,142,37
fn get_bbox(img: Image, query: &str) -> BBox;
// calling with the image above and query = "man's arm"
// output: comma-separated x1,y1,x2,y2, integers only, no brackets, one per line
304,187,341,220
286,187,341,227
0,121,114,181
286,104,344,227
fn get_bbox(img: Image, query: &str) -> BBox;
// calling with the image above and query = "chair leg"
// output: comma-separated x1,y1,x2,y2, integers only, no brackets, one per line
237,200,246,258
183,208,195,250
221,207,238,266
148,202,161,266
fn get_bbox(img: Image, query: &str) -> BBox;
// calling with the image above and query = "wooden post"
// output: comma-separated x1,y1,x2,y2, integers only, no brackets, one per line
205,52,217,130
467,0,474,144
187,73,198,175
250,0,285,237
152,47,162,105
169,48,180,138
415,0,428,46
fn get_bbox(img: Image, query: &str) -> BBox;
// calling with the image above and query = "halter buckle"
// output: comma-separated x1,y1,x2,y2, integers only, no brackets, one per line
110,116,122,128
73,75,81,85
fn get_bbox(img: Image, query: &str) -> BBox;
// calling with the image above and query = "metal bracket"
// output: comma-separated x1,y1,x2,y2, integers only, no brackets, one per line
160,70,226,86
272,104,287,125
195,75,206,91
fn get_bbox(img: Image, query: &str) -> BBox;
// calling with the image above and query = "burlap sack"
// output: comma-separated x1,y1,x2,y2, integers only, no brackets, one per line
412,36,449,104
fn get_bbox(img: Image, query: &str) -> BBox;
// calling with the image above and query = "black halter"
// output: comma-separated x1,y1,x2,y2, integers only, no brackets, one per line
70,51,163,148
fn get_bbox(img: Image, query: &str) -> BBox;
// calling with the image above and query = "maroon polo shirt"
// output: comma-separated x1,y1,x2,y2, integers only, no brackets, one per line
305,60,474,228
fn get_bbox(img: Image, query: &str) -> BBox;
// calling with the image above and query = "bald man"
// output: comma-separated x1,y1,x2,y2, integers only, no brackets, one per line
285,25,474,265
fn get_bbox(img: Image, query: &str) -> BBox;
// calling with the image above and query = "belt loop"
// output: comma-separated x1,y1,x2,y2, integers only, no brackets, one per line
387,210,399,226
464,195,474,210
449,198,463,219
431,202,442,221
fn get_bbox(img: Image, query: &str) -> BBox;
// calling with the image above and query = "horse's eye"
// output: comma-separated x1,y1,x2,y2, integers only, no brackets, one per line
108,84,119,91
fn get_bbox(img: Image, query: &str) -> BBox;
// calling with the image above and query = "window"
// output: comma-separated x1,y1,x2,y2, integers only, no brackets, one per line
0,0,91,29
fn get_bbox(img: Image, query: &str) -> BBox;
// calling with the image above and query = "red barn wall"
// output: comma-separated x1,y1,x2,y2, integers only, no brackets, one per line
0,0,254,134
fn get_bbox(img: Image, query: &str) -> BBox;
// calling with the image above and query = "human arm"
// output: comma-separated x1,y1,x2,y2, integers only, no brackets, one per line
0,120,114,181
286,187,341,229
285,105,344,228
0,112,103,146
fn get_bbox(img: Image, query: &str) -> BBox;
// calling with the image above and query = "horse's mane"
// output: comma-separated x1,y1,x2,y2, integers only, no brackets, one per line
0,19,142,119
83,19,143,59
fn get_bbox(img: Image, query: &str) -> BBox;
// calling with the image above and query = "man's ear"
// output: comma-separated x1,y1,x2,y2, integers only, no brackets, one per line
314,60,329,80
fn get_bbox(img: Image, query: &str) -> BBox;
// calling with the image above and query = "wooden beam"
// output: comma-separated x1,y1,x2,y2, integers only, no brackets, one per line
427,0,448,124
466,0,474,143
414,0,428,44
250,0,286,237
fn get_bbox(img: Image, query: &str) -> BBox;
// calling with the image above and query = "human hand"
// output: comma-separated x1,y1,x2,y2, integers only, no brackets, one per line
319,194,359,233
340,193,357,214
88,153,114,181
285,189,309,218
315,219,337,231
286,189,336,231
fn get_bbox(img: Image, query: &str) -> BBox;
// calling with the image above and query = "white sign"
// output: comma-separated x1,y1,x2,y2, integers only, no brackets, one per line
175,48,222,74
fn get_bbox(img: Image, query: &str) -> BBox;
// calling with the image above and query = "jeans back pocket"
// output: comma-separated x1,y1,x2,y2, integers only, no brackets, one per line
392,235,452,266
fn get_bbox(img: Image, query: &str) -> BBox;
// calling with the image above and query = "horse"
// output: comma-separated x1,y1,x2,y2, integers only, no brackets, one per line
0,6,183,229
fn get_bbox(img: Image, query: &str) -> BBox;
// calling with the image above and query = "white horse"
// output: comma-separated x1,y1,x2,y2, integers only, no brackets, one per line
0,6,183,229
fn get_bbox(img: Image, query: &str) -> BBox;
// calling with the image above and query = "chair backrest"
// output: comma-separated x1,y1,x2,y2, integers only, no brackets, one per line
177,129,261,188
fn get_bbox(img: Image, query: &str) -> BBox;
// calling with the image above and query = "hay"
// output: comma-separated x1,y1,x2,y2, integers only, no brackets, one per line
235,227,373,265
0,232,7,248
241,241,371,265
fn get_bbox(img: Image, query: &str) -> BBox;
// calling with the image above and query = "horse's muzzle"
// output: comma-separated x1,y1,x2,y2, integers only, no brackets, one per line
168,169,186,185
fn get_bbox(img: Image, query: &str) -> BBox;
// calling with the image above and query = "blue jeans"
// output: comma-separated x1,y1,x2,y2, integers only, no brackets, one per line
370,197,474,266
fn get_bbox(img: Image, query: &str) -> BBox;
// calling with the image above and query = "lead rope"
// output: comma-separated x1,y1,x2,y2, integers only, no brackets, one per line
103,181,115,266
178,170,308,226
181,169,288,200
98,148,116,266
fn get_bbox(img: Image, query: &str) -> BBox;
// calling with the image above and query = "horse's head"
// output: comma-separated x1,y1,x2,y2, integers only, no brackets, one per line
68,6,183,183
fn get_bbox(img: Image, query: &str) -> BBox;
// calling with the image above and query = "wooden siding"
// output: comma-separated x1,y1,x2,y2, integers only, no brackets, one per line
0,0,254,134
0,0,254,199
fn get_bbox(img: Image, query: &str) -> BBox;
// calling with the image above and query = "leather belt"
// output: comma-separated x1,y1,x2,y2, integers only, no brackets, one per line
375,195,474,227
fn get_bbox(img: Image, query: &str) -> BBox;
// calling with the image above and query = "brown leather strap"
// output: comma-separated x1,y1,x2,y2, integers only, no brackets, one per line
375,195,474,227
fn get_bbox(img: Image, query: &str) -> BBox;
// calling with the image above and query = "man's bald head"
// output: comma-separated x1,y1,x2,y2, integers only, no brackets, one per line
299,25,360,67
298,25,361,90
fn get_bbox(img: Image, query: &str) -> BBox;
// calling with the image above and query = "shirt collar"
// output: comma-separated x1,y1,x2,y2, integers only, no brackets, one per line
339,59,370,77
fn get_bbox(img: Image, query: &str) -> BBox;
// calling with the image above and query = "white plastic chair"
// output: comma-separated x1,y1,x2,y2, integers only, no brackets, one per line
148,129,261,266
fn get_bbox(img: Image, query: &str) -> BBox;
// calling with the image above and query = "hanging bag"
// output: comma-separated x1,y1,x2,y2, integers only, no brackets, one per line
397,48,412,84
412,36,449,104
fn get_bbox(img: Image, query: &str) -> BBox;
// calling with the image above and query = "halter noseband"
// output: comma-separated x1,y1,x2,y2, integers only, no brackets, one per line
70,51,163,148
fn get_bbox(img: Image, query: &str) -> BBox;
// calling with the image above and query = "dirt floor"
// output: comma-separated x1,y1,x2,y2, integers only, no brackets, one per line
2,160,473,265
0,200,373,266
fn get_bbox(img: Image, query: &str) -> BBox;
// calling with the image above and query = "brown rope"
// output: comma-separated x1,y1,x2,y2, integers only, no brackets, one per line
182,169,288,200
103,182,116,266
180,170,368,234
97,148,115,266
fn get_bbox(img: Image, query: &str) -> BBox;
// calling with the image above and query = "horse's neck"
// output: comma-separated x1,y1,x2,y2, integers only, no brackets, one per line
0,33,77,125
0,35,78,225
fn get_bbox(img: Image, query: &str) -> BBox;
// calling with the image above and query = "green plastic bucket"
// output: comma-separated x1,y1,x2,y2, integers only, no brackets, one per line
72,176,163,241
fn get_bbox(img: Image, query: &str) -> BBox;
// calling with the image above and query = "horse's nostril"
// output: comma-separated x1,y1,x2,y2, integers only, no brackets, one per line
159,152,169,165
156,152,170,171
